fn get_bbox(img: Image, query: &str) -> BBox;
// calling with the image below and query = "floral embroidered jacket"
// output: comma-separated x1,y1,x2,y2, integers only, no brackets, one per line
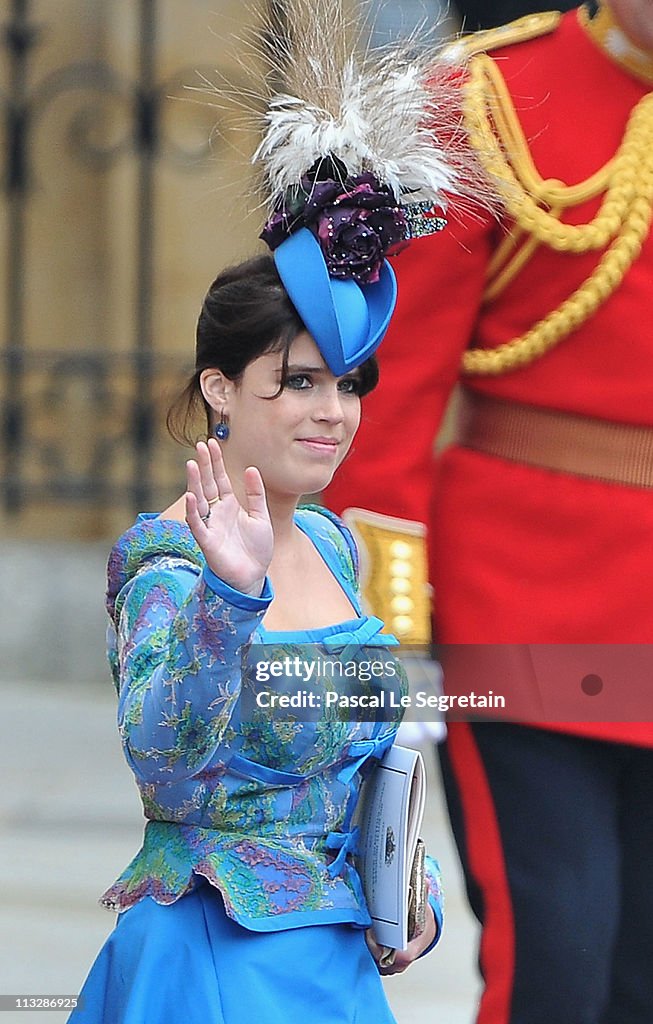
101,506,443,939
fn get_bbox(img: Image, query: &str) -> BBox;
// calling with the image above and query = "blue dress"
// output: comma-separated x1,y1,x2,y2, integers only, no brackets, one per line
69,507,443,1023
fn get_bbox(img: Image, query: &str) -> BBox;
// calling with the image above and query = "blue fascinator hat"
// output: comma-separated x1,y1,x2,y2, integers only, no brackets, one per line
258,156,444,375
273,226,397,376
259,157,407,375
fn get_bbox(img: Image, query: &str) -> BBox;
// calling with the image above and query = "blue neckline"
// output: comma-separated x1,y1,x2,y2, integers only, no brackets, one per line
136,511,369,642
259,615,367,643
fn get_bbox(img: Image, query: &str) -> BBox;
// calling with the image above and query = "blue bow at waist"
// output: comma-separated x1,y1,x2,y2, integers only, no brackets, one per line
324,825,367,912
325,825,360,879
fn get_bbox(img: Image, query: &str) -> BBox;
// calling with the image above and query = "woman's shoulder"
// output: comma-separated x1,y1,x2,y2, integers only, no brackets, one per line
294,503,359,585
107,513,203,619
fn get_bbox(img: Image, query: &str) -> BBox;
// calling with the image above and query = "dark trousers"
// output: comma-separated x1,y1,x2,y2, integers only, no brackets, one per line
439,722,653,1024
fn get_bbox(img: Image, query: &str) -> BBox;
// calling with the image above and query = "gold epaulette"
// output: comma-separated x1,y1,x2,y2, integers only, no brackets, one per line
342,508,431,647
454,10,653,377
444,10,561,62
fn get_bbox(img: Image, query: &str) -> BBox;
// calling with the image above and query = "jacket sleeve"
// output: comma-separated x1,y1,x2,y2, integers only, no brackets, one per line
112,555,272,785
420,854,445,955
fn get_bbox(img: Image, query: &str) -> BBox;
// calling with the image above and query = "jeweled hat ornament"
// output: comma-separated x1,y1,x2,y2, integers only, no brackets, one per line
252,0,486,375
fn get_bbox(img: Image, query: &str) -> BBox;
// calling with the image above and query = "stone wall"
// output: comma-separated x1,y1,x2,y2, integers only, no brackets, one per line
0,540,109,683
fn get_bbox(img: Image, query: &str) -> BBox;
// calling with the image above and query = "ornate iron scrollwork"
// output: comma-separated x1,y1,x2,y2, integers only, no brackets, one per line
0,0,257,519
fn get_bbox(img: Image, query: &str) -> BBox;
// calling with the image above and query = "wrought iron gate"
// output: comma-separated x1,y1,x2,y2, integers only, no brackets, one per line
0,0,268,528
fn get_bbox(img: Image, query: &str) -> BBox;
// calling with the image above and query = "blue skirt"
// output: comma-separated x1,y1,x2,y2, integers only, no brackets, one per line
69,882,397,1024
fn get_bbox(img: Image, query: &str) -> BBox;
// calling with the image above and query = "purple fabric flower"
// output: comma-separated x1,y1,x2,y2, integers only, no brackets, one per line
315,199,406,283
260,167,408,284
301,173,405,283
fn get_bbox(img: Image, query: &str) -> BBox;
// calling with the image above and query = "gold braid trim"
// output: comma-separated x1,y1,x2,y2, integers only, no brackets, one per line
461,54,653,375
445,11,561,61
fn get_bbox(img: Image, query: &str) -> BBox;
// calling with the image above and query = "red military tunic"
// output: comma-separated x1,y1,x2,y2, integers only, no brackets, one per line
325,8,653,746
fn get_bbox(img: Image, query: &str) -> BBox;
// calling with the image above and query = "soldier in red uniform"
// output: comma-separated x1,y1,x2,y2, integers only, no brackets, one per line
326,3,653,1022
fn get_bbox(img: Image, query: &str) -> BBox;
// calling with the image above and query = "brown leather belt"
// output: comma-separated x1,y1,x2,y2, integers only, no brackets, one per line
457,388,653,490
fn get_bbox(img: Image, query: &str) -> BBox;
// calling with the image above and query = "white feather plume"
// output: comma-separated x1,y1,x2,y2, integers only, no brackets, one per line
252,0,490,214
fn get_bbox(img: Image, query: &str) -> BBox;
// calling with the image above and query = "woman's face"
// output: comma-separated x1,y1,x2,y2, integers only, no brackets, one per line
216,332,363,502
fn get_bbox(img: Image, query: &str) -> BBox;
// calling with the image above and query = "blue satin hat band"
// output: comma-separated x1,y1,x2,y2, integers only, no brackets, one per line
273,227,397,377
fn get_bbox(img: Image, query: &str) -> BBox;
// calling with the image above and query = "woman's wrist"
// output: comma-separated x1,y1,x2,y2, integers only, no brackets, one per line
239,577,266,599
202,566,272,609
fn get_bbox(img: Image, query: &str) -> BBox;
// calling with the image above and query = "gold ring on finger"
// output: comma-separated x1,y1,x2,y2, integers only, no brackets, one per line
207,496,220,506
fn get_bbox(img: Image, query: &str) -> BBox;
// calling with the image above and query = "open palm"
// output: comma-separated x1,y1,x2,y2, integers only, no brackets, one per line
185,439,273,598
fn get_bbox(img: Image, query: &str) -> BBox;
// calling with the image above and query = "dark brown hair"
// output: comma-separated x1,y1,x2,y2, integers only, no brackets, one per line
167,253,379,445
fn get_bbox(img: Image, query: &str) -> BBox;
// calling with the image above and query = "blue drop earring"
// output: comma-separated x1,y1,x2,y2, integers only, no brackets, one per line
214,412,230,441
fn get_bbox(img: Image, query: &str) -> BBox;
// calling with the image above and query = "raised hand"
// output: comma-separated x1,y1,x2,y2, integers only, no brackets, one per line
185,438,273,598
